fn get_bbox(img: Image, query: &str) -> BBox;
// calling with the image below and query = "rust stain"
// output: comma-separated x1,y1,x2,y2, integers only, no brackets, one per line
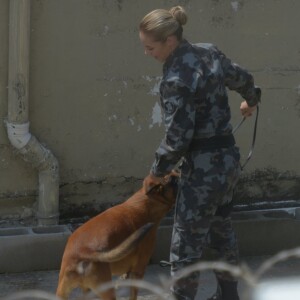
12,74,26,115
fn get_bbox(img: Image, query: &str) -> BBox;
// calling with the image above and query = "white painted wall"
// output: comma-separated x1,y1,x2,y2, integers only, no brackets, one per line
0,0,299,219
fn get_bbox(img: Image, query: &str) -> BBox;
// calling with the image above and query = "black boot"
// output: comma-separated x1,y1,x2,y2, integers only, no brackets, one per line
207,279,240,300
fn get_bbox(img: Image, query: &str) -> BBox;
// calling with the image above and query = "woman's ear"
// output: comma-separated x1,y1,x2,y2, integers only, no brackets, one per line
166,35,179,49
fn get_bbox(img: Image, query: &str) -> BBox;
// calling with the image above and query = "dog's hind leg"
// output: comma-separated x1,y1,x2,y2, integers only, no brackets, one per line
56,271,80,300
126,270,146,300
128,241,156,300
84,262,116,300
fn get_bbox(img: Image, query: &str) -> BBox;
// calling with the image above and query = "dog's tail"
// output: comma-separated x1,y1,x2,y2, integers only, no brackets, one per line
94,222,154,263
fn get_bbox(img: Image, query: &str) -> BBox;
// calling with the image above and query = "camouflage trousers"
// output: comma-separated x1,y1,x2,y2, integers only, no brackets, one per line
170,146,241,300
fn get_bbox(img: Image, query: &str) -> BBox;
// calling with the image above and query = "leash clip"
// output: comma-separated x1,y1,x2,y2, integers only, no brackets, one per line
159,260,172,268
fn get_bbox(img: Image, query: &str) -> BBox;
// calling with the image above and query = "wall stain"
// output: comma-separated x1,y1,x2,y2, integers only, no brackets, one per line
296,85,300,118
234,167,300,209
164,0,191,6
12,74,26,115
116,0,123,11
211,15,234,28
1,168,300,224
58,177,142,222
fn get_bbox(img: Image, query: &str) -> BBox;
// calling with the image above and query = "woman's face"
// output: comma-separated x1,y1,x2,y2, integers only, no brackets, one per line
139,31,176,63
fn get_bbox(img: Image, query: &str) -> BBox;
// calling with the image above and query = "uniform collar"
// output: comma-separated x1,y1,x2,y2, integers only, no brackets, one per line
163,39,191,71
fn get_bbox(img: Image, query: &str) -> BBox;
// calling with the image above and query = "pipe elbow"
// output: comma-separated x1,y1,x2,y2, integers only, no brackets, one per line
6,121,32,149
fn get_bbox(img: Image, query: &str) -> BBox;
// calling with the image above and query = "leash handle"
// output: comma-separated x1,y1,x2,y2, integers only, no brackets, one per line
233,105,259,170
240,105,259,170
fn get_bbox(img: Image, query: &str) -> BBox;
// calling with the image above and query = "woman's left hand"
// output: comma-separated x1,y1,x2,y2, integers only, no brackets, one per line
240,101,257,117
143,173,165,194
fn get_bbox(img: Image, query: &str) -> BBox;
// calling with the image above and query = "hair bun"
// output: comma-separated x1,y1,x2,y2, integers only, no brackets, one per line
169,6,188,26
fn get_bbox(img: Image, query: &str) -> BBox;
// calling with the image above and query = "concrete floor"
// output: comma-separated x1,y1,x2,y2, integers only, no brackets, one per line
1,255,300,300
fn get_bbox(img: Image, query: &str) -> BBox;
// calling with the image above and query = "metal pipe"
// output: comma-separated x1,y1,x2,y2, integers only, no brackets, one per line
6,0,59,225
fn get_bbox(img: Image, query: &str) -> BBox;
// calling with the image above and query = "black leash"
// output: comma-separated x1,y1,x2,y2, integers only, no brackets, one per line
232,117,246,135
233,105,260,170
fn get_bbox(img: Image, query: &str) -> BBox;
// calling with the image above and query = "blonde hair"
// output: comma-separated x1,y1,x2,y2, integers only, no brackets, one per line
139,6,188,42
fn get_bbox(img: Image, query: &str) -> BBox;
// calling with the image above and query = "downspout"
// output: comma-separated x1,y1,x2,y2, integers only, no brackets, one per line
6,0,59,225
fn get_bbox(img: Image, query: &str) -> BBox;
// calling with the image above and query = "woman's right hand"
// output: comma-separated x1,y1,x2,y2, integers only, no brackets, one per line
240,101,257,117
143,173,164,194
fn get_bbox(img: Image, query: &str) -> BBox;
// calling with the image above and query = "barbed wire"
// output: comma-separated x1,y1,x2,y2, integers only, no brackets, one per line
2,290,59,300
2,246,300,300
90,279,174,300
255,247,300,279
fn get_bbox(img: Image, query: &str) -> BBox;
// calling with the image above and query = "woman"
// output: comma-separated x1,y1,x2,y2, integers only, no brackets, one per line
140,6,260,300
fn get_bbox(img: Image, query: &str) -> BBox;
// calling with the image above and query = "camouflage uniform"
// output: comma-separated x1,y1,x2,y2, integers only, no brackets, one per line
150,40,260,300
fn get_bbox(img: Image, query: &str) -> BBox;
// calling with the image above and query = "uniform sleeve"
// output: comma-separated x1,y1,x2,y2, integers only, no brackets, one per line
151,79,195,177
217,48,261,107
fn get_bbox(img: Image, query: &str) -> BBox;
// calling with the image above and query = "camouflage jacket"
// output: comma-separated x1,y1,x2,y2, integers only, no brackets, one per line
151,39,261,177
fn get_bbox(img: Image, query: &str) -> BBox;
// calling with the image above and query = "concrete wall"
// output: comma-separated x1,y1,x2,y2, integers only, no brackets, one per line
0,0,299,222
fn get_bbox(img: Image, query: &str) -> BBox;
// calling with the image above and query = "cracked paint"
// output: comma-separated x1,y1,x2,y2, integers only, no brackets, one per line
128,117,134,126
143,75,162,96
231,1,240,12
149,102,162,128
108,114,117,121
149,81,160,96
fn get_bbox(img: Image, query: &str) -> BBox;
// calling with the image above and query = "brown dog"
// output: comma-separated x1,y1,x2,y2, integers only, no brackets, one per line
56,176,178,300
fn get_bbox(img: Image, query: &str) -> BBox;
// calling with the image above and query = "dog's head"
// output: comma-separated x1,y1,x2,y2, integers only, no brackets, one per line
146,174,178,209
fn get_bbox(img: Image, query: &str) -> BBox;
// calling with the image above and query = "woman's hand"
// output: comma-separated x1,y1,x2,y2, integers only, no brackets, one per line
240,101,257,117
143,170,180,194
143,173,165,194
